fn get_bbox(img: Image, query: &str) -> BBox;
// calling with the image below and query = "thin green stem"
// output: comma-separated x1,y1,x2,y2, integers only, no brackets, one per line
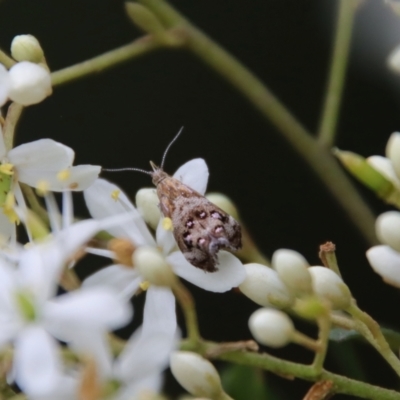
0,49,16,69
51,36,161,87
3,103,24,152
181,340,400,400
172,281,201,345
318,0,357,147
19,183,49,225
312,315,332,373
319,242,342,278
137,0,377,245
348,302,400,377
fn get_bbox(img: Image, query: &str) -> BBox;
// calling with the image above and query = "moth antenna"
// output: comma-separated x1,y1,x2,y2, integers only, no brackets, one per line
102,167,152,176
160,126,184,169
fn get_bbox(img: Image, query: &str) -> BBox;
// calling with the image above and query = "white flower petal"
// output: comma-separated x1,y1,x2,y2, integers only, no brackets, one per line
84,179,155,246
168,250,246,292
34,165,101,192
18,219,104,301
115,286,177,383
367,156,400,188
14,325,61,397
367,245,400,288
8,62,51,106
8,139,74,186
156,219,176,255
0,64,11,108
173,159,209,194
0,209,15,241
82,265,141,302
116,373,162,400
44,287,133,341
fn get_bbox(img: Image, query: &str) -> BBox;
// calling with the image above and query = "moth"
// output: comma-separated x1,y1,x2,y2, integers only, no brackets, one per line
106,128,242,272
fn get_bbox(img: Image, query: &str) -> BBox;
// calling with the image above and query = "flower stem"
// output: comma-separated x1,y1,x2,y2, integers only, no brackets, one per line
318,0,357,147
311,315,331,373
347,302,400,377
187,340,400,400
172,281,201,345
0,49,16,69
50,36,161,86
137,0,377,246
3,103,24,152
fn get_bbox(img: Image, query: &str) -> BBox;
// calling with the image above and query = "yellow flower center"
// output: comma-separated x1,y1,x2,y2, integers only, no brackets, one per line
57,169,70,181
111,189,120,201
162,217,173,231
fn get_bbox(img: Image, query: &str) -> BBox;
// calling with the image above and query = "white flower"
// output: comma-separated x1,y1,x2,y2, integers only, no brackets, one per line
8,61,51,106
239,263,294,308
308,266,351,310
83,159,246,294
366,133,400,189
170,351,224,398
0,130,100,239
0,218,132,398
249,308,294,348
73,286,177,400
366,211,400,288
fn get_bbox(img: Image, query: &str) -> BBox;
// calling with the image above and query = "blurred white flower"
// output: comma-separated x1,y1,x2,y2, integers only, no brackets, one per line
249,308,294,348
0,130,100,240
83,159,245,294
367,211,400,288
170,351,224,399
8,61,51,106
0,218,132,398
73,286,177,400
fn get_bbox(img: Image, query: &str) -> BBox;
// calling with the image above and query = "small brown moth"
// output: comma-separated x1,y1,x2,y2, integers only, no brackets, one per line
105,128,242,272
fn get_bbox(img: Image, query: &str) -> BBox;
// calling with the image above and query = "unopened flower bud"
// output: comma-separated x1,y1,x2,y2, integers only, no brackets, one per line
376,211,400,252
272,249,312,295
308,266,351,310
335,149,394,198
366,245,400,288
125,3,166,35
136,188,160,229
8,61,52,105
133,246,176,287
206,193,239,220
249,308,294,348
170,351,223,398
386,133,400,180
239,263,294,308
11,35,45,63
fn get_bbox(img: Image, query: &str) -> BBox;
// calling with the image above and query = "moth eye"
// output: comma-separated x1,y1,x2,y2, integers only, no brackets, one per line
197,211,207,219
186,218,194,228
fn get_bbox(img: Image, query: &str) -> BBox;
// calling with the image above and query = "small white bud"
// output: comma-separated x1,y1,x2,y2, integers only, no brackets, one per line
135,188,160,229
170,351,223,398
11,35,44,63
133,246,176,287
249,308,294,348
388,45,400,74
272,249,312,295
386,132,400,180
239,263,294,308
8,61,52,106
206,193,239,219
367,245,400,288
308,266,351,310
376,211,400,252
0,64,10,106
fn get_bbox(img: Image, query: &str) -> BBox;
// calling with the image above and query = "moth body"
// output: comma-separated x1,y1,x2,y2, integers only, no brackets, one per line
151,162,242,272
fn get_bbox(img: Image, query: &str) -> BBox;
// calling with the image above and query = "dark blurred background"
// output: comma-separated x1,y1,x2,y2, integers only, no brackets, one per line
1,0,400,398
